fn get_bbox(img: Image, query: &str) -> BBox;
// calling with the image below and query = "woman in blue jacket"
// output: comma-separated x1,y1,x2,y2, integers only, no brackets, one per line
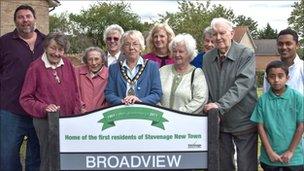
105,30,162,105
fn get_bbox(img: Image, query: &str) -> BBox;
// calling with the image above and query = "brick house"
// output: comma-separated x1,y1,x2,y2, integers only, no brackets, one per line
233,26,280,71
0,0,60,36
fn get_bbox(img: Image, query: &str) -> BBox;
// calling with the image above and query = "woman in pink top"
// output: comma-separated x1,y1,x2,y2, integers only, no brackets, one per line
76,47,108,113
144,22,175,68
19,32,81,170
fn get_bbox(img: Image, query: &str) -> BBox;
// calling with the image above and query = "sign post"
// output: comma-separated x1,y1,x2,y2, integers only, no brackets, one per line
48,103,219,170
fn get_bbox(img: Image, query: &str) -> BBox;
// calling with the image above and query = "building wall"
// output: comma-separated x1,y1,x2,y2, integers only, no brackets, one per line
239,33,255,52
0,0,49,36
256,55,280,71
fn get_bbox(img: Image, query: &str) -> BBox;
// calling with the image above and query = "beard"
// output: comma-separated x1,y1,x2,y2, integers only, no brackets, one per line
17,23,36,34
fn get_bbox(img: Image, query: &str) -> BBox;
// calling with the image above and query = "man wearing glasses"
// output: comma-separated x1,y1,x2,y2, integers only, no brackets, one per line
103,24,125,66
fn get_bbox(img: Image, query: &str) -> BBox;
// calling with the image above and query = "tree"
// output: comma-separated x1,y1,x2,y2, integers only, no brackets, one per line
288,0,304,58
69,2,144,48
257,23,278,39
233,15,259,39
158,0,235,51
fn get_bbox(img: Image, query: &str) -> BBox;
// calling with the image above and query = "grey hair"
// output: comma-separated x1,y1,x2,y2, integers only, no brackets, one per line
146,22,175,52
103,24,124,42
203,26,213,38
82,47,105,64
169,33,197,61
121,30,145,51
43,32,70,52
210,17,234,32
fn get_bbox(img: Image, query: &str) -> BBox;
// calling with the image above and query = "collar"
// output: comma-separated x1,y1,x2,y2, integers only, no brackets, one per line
268,85,290,100
12,28,43,40
107,51,121,59
211,41,238,62
122,56,144,69
78,65,107,79
41,53,64,69
290,54,302,67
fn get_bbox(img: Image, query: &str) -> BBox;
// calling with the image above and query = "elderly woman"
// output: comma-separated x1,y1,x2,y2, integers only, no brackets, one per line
19,32,81,170
76,47,108,113
144,22,175,68
103,24,125,66
105,30,162,105
159,33,208,114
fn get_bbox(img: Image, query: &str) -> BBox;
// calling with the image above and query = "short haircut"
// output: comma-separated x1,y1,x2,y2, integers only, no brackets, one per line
277,28,299,44
146,22,175,52
210,17,234,32
266,60,289,76
14,4,36,21
103,24,124,42
43,32,70,52
82,47,105,64
169,33,197,61
203,26,213,38
121,30,145,51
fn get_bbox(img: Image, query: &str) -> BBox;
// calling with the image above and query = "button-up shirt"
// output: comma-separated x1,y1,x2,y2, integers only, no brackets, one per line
0,29,45,115
107,51,121,67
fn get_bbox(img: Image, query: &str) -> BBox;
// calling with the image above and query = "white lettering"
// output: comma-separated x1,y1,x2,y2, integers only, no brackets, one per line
86,156,96,168
108,156,119,168
97,156,106,168
156,155,166,167
141,155,151,167
131,156,141,167
167,155,181,167
119,156,130,168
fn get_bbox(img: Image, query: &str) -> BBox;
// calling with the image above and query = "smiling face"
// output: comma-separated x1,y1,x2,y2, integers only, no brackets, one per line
277,34,298,62
267,67,289,95
212,23,234,54
172,43,190,66
203,34,215,52
14,9,36,35
45,39,65,65
153,28,168,50
106,30,121,55
86,50,104,73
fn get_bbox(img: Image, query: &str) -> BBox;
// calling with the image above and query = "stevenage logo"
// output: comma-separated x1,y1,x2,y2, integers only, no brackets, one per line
98,107,168,131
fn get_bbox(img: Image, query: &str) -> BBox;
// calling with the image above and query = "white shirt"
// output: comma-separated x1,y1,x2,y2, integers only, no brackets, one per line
263,54,304,95
41,53,64,69
107,51,121,67
122,57,144,96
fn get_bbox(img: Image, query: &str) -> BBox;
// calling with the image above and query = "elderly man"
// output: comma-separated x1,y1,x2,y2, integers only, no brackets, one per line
203,18,258,170
191,26,215,68
0,4,45,170
263,28,304,95
103,24,125,66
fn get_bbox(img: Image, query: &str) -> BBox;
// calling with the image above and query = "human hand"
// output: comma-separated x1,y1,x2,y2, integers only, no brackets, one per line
45,104,60,113
281,150,293,163
267,151,283,163
203,103,219,113
123,95,142,105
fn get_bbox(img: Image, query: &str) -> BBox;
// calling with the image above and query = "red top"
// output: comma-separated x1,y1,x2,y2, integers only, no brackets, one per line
75,65,109,112
19,57,81,118
143,52,174,68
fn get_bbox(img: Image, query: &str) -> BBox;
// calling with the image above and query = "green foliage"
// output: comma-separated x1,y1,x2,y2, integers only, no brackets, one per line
257,23,278,39
158,0,235,51
288,0,304,59
233,15,259,39
256,70,265,88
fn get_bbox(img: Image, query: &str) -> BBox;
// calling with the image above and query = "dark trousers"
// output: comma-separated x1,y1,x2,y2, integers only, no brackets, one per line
261,162,304,171
219,131,258,171
0,110,40,171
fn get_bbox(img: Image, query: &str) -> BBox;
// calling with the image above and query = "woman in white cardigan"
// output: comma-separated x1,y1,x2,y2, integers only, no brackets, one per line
159,33,208,114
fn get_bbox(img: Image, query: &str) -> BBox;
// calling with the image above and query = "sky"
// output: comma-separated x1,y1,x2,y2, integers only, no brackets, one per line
50,1,297,31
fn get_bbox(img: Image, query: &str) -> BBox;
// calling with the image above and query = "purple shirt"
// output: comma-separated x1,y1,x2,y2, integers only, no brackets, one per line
0,29,45,116
143,52,174,68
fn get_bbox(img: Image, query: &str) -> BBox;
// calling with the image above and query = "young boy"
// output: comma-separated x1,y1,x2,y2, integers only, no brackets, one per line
251,60,304,170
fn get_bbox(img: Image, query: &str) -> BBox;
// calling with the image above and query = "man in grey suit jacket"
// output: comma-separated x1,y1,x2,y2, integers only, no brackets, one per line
203,18,258,171
103,24,125,66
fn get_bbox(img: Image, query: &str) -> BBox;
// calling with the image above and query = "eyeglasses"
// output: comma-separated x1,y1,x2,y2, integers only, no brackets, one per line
52,70,61,84
106,37,119,42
